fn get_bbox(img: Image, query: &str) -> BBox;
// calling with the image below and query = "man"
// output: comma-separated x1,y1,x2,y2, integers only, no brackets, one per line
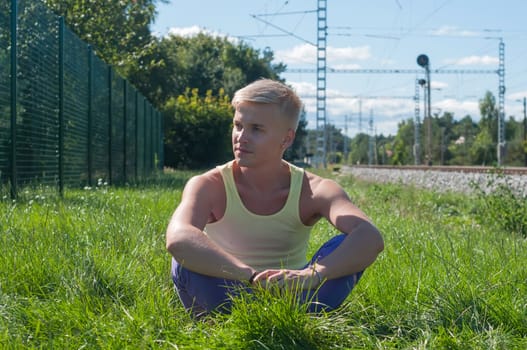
166,79,384,316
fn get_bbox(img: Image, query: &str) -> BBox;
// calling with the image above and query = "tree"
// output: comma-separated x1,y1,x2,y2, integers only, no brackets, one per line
375,134,394,165
324,124,346,164
348,133,370,165
163,88,233,169
391,118,415,165
503,116,525,166
304,124,348,165
471,91,498,165
43,0,161,72
221,41,286,96
145,33,285,107
433,112,453,165
43,0,168,110
471,128,495,165
284,108,308,162
448,115,478,165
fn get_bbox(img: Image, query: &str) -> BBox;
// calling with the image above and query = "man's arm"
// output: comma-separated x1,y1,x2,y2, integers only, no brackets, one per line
313,178,384,280
253,177,383,288
166,174,256,281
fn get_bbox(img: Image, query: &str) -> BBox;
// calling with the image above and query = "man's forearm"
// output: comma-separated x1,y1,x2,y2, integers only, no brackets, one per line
166,227,255,281
316,222,384,280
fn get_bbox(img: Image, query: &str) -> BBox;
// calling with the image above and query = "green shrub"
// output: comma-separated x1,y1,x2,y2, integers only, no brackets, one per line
471,170,527,237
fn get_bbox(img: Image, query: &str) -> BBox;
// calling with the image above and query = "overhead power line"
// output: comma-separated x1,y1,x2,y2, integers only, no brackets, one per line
299,94,414,100
252,10,318,17
250,14,316,46
286,68,498,74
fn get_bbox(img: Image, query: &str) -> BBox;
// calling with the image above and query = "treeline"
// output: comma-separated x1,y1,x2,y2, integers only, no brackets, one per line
44,1,526,168
309,91,527,167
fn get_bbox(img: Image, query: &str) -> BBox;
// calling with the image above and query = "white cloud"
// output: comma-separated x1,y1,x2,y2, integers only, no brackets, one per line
358,99,415,121
507,91,527,101
429,25,480,37
167,25,204,37
289,81,317,96
330,63,363,70
379,58,396,65
374,118,404,137
506,93,527,118
289,80,415,135
444,55,499,66
165,26,239,44
431,81,449,90
275,44,371,66
329,46,371,61
275,44,316,65
288,80,499,135
434,98,480,117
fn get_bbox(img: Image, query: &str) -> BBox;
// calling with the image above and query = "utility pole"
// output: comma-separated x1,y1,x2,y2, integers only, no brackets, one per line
413,79,421,165
417,54,432,165
440,127,446,165
368,110,374,165
374,127,379,165
523,97,527,166
497,39,506,166
358,99,363,133
344,114,349,164
315,0,327,167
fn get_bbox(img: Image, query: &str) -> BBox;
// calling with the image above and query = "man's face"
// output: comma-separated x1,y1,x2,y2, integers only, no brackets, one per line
232,102,292,167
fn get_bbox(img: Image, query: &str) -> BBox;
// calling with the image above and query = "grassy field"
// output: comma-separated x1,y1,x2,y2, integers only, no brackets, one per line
1,170,526,349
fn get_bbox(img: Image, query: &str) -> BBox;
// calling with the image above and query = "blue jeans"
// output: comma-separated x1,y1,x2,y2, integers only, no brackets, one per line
171,234,363,315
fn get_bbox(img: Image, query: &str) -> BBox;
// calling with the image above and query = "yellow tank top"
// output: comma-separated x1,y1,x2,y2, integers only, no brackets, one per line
204,161,313,271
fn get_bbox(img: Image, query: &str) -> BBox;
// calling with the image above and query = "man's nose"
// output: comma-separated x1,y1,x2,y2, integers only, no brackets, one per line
237,128,248,142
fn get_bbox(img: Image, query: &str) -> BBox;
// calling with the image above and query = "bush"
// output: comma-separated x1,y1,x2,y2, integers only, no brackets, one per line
471,170,527,237
163,88,233,169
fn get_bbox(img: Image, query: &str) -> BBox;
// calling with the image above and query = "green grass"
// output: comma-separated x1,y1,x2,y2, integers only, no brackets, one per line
1,171,526,349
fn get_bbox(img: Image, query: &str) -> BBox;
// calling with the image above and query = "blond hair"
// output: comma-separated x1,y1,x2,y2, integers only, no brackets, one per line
231,79,302,130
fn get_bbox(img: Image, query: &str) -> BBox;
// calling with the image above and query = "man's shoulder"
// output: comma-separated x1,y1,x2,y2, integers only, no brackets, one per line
303,170,330,187
187,167,224,191
303,170,344,198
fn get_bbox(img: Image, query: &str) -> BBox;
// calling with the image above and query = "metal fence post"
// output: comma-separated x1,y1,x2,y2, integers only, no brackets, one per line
143,99,147,177
134,90,138,181
150,104,154,172
108,66,112,185
159,111,164,171
9,0,17,199
87,45,93,187
58,16,65,196
123,80,127,183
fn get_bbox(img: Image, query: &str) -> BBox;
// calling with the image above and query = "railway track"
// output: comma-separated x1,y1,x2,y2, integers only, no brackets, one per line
345,165,527,176
340,164,527,196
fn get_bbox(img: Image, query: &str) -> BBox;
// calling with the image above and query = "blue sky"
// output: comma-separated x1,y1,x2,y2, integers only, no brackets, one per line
151,0,527,136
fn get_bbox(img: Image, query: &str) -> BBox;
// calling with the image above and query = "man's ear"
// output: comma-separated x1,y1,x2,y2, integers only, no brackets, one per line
282,128,296,148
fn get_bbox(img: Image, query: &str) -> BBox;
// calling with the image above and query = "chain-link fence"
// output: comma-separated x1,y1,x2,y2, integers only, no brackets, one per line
0,0,163,198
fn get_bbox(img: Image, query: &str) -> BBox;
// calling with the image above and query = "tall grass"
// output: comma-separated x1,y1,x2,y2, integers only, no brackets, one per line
1,171,526,349
470,170,527,238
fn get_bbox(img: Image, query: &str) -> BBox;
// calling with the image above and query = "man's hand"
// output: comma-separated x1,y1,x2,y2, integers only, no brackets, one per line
251,266,323,290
